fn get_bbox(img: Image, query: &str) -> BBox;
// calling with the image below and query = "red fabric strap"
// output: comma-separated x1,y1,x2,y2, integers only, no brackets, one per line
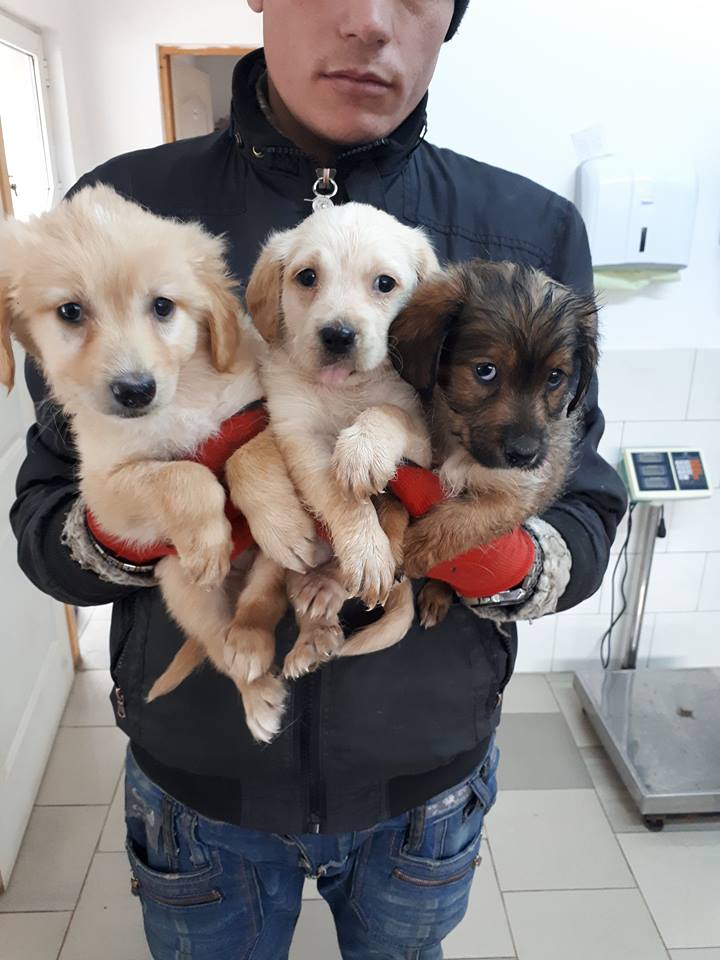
85,403,267,566
86,405,535,597
388,464,535,597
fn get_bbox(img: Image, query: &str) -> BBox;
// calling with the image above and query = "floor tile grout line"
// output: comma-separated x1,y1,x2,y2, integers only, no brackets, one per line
34,802,116,808
0,908,74,915
485,833,519,959
60,723,117,729
498,884,639,894
54,765,123,960
588,773,675,958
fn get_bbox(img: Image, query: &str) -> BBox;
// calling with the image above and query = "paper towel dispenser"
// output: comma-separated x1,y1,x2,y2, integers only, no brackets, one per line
576,153,698,270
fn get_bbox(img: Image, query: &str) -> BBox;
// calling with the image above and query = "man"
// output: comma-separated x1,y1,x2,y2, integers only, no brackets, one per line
10,1,627,957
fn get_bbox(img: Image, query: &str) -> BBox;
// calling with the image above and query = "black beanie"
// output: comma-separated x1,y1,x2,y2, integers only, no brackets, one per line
445,0,470,40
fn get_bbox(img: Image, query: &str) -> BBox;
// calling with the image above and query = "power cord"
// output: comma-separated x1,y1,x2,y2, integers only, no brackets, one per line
599,502,666,669
600,502,636,669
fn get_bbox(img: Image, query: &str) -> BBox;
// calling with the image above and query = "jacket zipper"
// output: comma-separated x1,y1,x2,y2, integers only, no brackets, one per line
301,671,323,833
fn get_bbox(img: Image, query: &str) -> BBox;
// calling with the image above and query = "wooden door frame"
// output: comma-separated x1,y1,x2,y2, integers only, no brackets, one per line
0,117,14,217
157,44,254,143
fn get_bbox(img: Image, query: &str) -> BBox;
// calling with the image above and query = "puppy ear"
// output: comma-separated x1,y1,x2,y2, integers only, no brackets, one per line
0,283,16,392
0,221,22,392
245,234,286,344
389,269,465,399
191,232,241,373
567,293,600,415
412,230,440,283
205,280,242,373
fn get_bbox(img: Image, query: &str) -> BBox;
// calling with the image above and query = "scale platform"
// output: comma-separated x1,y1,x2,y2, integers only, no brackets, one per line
574,666,720,824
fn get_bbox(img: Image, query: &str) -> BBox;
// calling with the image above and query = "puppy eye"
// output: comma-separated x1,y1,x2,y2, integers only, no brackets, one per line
474,363,497,382
153,297,175,320
547,369,566,389
57,302,83,324
296,268,317,288
374,274,397,294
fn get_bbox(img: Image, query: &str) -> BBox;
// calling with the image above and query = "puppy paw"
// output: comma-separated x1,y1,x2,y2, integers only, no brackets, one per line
250,503,324,574
223,625,275,684
289,570,347,621
243,674,288,743
403,515,460,579
176,517,233,588
418,580,454,629
338,535,397,609
283,623,344,680
332,422,399,499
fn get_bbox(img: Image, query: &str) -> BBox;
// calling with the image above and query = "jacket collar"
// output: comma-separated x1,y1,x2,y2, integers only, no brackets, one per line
229,48,427,177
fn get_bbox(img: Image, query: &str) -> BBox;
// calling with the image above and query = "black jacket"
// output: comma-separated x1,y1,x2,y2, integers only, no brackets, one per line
10,50,626,833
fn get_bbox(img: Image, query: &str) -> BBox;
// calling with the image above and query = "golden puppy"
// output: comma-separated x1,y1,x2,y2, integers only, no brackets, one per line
0,185,315,741
389,260,599,626
227,203,439,674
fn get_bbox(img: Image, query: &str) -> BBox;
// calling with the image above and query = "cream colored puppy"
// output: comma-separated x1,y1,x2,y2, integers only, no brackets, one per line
0,185,315,742
228,203,438,675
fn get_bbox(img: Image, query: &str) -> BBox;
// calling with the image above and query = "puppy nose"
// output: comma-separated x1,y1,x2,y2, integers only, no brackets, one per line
320,325,356,355
504,435,542,468
110,373,157,409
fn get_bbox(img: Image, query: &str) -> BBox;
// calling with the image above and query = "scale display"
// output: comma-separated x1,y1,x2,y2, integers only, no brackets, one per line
622,448,712,502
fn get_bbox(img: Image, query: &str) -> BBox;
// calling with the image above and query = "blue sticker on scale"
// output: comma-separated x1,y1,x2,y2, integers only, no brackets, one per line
631,451,675,492
671,451,708,491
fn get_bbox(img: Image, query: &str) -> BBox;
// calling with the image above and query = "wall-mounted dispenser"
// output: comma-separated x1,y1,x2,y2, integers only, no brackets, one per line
576,153,698,270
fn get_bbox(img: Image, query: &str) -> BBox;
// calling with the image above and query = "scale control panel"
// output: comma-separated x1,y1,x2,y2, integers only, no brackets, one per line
620,448,712,502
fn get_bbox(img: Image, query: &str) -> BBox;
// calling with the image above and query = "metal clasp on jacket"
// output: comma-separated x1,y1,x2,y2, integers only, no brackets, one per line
305,168,338,211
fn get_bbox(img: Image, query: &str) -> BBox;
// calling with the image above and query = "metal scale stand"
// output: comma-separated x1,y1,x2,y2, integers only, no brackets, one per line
573,449,720,830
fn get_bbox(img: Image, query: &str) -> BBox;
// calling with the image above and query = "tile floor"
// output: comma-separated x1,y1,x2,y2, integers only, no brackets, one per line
1,607,719,960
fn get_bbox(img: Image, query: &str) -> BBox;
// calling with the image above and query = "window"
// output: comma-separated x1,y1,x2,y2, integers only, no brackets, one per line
0,11,56,219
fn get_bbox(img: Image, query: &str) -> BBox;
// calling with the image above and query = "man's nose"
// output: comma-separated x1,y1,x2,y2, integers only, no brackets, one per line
338,0,392,45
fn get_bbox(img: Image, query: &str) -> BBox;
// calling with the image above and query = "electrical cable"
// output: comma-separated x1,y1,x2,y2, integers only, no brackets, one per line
600,502,636,669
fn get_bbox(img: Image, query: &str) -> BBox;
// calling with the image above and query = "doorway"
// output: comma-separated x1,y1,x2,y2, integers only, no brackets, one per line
157,45,255,143
0,10,57,219
0,11,74,894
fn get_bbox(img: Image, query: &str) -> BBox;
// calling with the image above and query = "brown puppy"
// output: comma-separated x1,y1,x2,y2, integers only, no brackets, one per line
389,260,598,626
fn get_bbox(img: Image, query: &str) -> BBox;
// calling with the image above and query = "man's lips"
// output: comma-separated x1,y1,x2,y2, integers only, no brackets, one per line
322,70,393,96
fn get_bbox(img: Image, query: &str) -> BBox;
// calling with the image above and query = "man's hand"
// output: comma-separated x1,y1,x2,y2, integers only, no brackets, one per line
389,465,536,598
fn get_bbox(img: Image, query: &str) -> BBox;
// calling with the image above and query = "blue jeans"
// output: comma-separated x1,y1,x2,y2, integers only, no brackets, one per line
124,743,498,960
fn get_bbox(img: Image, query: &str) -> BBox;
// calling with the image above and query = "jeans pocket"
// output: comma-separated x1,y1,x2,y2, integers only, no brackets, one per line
348,827,481,951
398,740,499,866
126,838,224,909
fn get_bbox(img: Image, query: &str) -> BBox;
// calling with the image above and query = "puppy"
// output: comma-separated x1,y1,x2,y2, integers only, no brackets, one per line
227,202,438,673
389,260,599,626
0,185,316,741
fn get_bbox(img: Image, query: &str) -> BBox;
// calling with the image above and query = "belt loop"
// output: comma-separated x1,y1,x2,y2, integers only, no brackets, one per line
180,810,208,869
405,804,426,855
160,796,179,871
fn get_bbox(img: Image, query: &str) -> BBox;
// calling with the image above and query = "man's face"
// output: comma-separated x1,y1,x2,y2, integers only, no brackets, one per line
247,0,455,146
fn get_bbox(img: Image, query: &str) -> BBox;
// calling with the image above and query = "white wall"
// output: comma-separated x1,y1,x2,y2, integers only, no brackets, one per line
3,0,719,670
430,0,720,353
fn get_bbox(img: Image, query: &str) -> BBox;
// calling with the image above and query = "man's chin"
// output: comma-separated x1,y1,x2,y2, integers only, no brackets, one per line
306,107,400,149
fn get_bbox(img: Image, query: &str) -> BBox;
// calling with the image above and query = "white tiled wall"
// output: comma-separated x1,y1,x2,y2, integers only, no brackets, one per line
516,347,720,673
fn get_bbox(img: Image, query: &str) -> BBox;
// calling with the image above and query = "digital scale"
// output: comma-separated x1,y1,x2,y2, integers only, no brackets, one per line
574,447,719,829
